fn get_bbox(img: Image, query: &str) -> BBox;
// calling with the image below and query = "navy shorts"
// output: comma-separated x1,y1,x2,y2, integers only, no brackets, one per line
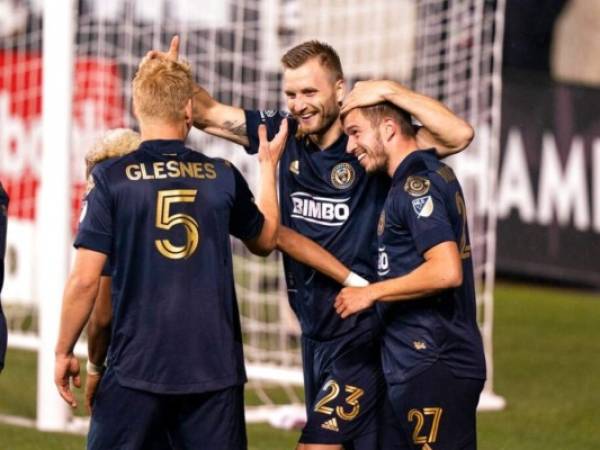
299,326,389,449
383,361,484,450
87,367,247,450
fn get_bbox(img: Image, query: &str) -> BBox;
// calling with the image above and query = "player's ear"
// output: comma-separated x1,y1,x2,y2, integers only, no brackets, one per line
132,99,140,120
184,98,193,127
381,117,396,142
335,78,345,105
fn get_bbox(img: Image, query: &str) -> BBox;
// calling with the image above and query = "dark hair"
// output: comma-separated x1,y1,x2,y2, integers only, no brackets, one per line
281,40,344,80
350,102,415,138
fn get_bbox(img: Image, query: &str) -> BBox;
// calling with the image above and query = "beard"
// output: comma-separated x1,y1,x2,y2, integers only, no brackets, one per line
360,137,387,174
294,100,340,140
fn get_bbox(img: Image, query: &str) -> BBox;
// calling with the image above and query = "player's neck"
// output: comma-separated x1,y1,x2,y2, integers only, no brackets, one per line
139,120,189,142
308,118,343,150
386,138,419,177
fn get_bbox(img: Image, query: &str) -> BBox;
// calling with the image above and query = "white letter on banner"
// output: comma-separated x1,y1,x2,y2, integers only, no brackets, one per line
594,139,600,233
497,128,536,222
537,133,589,230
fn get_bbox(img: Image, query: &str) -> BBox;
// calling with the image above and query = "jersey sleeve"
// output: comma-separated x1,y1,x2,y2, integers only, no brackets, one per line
74,169,113,255
399,181,456,255
243,110,292,154
229,165,265,241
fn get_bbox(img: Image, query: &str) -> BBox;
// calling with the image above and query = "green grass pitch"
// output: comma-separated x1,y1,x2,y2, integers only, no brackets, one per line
0,282,598,449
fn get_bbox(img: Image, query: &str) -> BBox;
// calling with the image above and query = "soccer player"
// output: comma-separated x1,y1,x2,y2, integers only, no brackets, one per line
54,55,286,450
147,37,473,450
0,182,8,373
80,128,141,412
335,102,487,450
81,130,362,417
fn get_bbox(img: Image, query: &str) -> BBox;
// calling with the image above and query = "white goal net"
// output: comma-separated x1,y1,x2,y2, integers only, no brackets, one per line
0,0,505,431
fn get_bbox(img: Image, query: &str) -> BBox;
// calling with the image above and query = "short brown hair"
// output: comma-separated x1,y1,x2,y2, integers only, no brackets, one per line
349,102,416,138
281,40,344,81
132,57,194,123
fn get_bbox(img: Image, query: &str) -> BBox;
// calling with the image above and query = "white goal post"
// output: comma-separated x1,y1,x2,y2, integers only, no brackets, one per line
0,0,506,432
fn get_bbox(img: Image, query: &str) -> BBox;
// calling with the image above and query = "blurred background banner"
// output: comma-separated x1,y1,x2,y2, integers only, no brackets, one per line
498,75,600,287
497,0,600,287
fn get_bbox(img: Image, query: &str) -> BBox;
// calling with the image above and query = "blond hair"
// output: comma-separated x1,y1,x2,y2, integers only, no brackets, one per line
281,40,344,81
132,57,194,123
85,128,141,177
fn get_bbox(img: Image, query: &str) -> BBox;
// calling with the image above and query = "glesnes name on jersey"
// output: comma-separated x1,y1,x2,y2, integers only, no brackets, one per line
290,192,350,227
125,161,217,181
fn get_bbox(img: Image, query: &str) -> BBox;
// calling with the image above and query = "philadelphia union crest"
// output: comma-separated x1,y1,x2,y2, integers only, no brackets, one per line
330,163,355,190
404,175,430,197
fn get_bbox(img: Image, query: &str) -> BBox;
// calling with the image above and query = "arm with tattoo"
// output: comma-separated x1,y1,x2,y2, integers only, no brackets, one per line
191,84,250,147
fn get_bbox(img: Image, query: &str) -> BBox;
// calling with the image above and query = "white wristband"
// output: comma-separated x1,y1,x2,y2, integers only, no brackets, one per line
343,271,369,287
86,360,106,376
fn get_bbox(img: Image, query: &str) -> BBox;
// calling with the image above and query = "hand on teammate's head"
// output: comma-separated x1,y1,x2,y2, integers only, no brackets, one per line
340,79,394,117
142,35,180,66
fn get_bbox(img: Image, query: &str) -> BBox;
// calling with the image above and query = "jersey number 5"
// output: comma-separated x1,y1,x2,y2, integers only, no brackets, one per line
155,189,200,259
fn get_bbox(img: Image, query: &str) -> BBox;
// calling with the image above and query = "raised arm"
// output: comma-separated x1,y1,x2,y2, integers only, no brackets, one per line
144,35,249,146
341,80,474,156
191,84,249,147
243,121,288,255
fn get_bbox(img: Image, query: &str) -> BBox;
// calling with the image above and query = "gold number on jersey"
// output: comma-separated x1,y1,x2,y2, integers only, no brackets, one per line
408,407,443,445
455,192,471,259
313,380,365,422
314,380,340,415
336,385,365,421
155,189,199,259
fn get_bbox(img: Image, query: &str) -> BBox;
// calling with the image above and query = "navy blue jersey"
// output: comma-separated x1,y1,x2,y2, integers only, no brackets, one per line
0,182,8,370
245,110,389,340
376,150,486,383
75,140,264,394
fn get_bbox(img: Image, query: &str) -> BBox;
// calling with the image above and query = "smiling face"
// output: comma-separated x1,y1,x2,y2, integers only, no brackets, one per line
283,58,343,138
343,108,388,174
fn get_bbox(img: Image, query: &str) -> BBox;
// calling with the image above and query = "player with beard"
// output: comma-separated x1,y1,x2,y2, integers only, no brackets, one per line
146,37,473,449
335,102,486,449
